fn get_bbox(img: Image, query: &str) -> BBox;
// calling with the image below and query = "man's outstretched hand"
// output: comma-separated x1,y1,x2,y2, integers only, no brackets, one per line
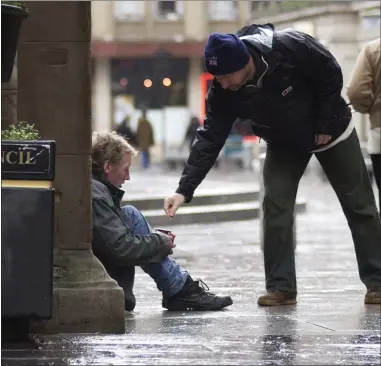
164,193,185,218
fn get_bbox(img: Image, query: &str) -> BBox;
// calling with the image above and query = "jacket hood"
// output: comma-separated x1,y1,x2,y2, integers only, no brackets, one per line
236,23,275,54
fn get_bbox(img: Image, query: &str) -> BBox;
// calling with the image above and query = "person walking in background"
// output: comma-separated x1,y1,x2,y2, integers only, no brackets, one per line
116,115,137,147
183,116,201,150
136,110,155,169
347,38,381,210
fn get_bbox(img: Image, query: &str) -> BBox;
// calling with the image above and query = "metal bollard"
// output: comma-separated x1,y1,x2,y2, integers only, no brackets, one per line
259,153,296,251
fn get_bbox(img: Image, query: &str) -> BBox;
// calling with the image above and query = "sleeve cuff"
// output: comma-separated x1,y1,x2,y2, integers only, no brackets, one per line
175,187,193,203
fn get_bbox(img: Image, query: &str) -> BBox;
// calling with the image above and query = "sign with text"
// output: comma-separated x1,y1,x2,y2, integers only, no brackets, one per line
1,141,56,180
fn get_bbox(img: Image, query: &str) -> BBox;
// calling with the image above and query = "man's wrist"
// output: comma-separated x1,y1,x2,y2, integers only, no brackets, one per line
175,188,192,203
155,232,173,249
313,121,332,136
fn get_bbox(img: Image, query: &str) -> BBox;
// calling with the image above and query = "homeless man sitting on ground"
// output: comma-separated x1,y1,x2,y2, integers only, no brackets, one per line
91,131,233,311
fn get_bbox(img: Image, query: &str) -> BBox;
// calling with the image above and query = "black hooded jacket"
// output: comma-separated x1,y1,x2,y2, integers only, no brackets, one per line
176,23,352,202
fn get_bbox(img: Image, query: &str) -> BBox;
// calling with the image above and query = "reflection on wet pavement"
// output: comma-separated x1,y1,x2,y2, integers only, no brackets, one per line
2,290,380,365
2,317,380,365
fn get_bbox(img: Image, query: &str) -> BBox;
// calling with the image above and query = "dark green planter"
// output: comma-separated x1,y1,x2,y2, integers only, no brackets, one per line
1,140,56,320
1,4,28,83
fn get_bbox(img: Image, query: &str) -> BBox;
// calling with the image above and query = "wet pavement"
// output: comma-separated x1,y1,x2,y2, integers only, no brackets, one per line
2,161,381,365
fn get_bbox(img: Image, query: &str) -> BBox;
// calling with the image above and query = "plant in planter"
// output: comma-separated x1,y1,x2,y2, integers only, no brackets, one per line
1,121,48,179
1,1,29,83
1,121,55,180
1,121,40,141
2,1,27,10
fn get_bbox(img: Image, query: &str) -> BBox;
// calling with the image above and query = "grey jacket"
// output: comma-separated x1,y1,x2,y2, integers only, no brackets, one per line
91,176,173,267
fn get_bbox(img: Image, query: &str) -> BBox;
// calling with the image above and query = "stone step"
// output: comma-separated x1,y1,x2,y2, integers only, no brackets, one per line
143,199,307,227
123,188,259,210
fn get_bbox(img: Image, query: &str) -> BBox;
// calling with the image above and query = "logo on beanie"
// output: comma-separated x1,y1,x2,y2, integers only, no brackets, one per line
208,56,218,66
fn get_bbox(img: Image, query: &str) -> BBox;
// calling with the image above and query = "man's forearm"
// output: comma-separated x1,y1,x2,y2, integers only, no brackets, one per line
98,233,172,267
177,140,223,202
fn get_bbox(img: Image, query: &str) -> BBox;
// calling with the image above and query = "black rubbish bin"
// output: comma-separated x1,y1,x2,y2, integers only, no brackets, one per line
1,141,55,327
1,3,28,83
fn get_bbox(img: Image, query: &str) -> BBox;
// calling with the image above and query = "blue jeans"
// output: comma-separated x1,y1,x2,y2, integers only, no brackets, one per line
122,205,188,299
141,151,150,169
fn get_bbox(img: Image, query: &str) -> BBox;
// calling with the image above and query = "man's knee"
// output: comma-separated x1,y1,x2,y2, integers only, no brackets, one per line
263,195,295,225
122,204,142,217
122,204,152,234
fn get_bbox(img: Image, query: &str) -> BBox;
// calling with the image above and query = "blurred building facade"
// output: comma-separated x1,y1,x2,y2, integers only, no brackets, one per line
91,0,380,145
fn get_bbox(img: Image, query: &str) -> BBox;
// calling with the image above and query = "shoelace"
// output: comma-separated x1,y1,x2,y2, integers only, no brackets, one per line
195,279,210,292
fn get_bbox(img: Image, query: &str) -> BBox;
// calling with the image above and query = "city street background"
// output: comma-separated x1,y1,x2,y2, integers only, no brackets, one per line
2,1,380,365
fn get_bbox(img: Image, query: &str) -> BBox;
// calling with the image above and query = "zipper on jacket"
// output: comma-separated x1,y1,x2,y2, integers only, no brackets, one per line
256,57,269,87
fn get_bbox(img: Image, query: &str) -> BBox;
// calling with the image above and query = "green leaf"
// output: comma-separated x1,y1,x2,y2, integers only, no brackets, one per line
1,1,28,11
1,121,41,140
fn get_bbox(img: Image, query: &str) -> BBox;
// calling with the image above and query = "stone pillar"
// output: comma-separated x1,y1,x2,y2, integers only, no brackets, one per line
187,56,202,119
92,57,112,133
91,0,114,41
1,58,18,129
237,1,251,27
184,1,207,40
184,0,206,123
17,1,125,334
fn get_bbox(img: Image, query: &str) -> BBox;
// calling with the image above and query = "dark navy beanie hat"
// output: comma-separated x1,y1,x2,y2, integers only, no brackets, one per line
204,33,250,76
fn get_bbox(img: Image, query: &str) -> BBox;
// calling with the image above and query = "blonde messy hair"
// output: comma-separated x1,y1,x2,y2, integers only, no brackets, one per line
92,131,138,175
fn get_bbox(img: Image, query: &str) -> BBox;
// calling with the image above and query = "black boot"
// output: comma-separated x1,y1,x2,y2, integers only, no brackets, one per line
162,276,233,311
121,267,136,311
124,291,136,312
106,266,136,311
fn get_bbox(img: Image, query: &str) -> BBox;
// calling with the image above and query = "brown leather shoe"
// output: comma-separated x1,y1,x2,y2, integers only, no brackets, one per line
364,288,381,304
257,291,297,306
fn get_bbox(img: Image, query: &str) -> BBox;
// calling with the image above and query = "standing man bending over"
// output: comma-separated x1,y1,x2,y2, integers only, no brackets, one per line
164,24,381,306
